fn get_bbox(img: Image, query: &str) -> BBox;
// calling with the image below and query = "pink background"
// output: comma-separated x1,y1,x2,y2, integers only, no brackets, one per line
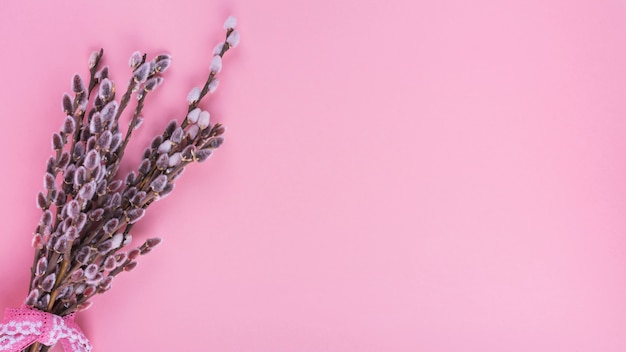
1,0,626,350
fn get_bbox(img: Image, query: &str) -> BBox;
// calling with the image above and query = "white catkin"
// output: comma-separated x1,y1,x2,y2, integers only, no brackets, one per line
224,16,237,30
187,87,201,104
226,30,241,48
208,78,219,93
111,233,124,249
198,111,210,129
210,55,222,73
158,140,172,154
187,108,201,123
213,43,224,56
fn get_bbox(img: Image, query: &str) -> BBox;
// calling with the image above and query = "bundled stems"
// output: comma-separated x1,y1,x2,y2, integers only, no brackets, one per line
21,16,239,352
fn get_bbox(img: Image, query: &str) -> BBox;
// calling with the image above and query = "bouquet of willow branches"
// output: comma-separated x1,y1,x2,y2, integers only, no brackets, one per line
0,17,239,352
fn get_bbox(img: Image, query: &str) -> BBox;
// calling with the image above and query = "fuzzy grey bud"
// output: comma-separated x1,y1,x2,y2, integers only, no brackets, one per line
54,190,67,207
187,108,201,124
127,249,140,260
66,199,81,218
159,183,174,198
36,192,48,209
78,180,97,201
186,124,199,140
70,269,84,282
171,127,184,145
130,191,146,205
134,117,144,131
62,94,73,114
126,208,145,224
124,186,137,200
111,232,124,249
213,43,224,56
210,55,222,73
101,101,118,122
103,218,119,234
198,111,210,129
129,51,143,70
73,141,85,160
98,65,109,80
124,261,138,272
76,247,91,265
96,180,107,196
226,29,241,48
168,152,182,167
44,173,56,190
224,16,237,30
76,94,88,113
46,156,56,174
72,74,85,93
25,289,40,307
74,213,87,232
84,150,100,170
153,59,171,73
208,78,220,93
63,164,76,184
109,132,123,152
57,285,72,300
53,234,70,253
115,252,128,265
133,62,151,83
108,179,123,192
58,152,70,169
145,237,162,248
65,226,78,240
195,149,213,162
187,87,201,104
100,276,113,292
111,192,122,207
138,159,152,175
153,53,171,62
125,171,137,186
158,140,172,154
62,116,76,134
40,210,53,227
83,285,96,297
99,78,113,100
60,217,72,233
39,294,50,308
89,115,103,135
104,256,117,271
88,49,102,69
35,257,48,276
156,154,169,170
98,240,114,254
52,133,63,151
150,175,168,192
145,76,163,92
181,145,196,161
88,208,104,222
84,264,99,280
151,135,164,150
98,130,113,150
165,120,177,136
206,136,224,149
41,273,56,292
31,234,43,249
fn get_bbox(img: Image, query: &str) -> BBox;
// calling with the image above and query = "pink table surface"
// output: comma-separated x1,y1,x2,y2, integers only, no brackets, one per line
2,0,626,351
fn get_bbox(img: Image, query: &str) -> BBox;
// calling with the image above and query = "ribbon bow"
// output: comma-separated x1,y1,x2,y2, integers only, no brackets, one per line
0,306,91,352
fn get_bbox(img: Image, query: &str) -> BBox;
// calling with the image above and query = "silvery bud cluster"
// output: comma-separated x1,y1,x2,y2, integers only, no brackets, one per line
25,16,237,317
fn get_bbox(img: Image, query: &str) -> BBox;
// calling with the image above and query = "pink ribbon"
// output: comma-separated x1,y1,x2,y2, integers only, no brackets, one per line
0,306,91,352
